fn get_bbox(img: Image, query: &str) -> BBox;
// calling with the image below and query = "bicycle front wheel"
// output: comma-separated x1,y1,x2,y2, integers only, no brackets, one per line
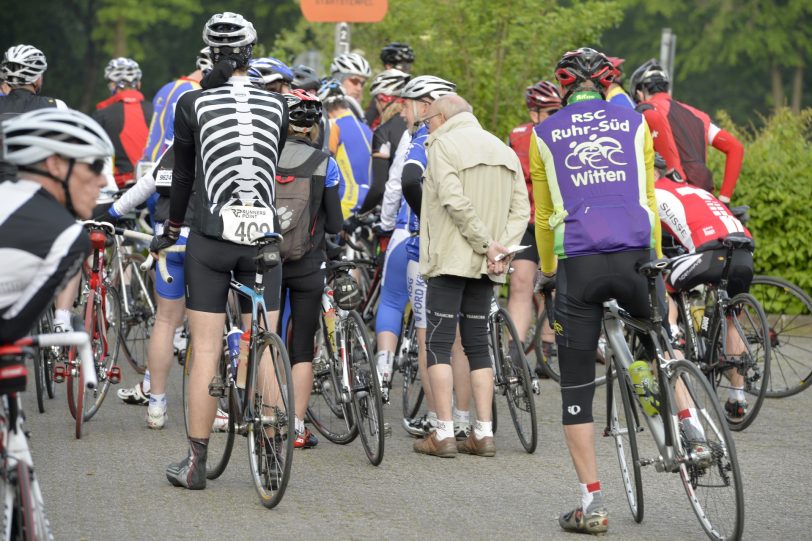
306,323,357,444
494,308,537,453
181,341,235,480
708,292,771,431
81,284,122,421
247,331,294,509
606,362,644,523
667,359,744,541
749,276,812,397
118,256,155,375
400,315,424,420
347,311,385,466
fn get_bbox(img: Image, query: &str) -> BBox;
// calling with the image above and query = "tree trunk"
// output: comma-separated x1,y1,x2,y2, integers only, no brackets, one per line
490,9,510,130
791,65,803,115
114,15,127,57
771,63,785,112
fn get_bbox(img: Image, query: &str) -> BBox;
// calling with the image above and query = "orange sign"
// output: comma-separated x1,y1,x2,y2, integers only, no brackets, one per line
300,0,388,23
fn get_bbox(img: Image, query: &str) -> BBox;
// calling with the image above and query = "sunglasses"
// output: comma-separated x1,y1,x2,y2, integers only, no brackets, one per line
74,156,106,175
346,77,366,87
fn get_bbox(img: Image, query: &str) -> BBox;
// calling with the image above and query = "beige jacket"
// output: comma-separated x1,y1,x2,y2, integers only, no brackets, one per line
419,112,530,283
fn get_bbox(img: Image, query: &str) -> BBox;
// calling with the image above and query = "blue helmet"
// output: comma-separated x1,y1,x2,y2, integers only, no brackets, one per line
247,57,293,88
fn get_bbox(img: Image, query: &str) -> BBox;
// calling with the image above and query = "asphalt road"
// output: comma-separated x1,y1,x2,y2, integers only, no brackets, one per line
23,359,812,540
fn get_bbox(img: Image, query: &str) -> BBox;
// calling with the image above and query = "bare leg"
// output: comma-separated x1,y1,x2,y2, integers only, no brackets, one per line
470,367,494,422
563,423,599,484
187,309,225,439
147,296,185,396
507,260,536,343
427,364,453,421
416,328,434,411
292,362,313,421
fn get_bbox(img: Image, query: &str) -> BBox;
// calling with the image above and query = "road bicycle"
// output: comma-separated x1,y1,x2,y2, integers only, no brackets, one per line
487,295,538,453
180,233,294,508
670,236,771,431
1,326,96,539
602,259,744,540
52,221,122,439
306,261,385,466
31,308,57,414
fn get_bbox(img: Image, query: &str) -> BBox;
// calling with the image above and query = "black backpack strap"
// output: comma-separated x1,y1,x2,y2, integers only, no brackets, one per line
635,103,654,114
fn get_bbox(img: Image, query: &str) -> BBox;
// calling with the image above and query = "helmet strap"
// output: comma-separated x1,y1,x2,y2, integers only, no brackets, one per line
17,159,79,217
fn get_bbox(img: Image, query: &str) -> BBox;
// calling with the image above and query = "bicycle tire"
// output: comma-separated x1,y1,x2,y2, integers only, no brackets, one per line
667,359,744,541
33,316,47,414
400,314,424,420
606,362,644,523
181,341,235,480
118,255,154,375
494,308,537,453
29,468,54,541
306,322,358,444
749,275,812,398
707,292,771,431
247,331,294,509
81,285,122,421
532,311,559,381
347,311,385,466
11,462,35,541
42,309,55,400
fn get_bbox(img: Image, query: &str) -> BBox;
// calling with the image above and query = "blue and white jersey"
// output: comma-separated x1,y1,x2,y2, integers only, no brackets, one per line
402,125,428,260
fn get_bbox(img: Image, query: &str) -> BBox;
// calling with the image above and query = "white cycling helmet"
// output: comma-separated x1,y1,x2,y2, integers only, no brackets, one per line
1,108,114,166
400,75,456,101
317,79,346,104
104,57,142,85
369,69,410,97
330,53,372,79
2,44,48,85
196,47,213,72
202,12,257,49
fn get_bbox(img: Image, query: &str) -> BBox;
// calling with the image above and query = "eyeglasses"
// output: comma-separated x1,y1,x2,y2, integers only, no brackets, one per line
419,112,442,128
74,156,106,175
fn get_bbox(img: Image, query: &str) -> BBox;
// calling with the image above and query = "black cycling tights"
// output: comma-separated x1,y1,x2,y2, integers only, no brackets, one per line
425,275,492,371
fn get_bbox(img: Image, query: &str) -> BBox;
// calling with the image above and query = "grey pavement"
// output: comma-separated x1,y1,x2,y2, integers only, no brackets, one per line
24,359,812,540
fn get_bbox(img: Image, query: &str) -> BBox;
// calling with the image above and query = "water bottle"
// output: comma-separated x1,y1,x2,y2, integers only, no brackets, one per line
628,360,660,416
226,327,242,380
237,330,250,389
323,291,336,351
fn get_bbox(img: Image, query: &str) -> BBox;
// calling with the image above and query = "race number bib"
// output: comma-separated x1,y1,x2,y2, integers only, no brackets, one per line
220,204,275,245
154,168,173,190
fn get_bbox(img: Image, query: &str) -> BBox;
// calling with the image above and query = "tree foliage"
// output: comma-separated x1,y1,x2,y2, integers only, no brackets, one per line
706,108,812,291
272,0,624,137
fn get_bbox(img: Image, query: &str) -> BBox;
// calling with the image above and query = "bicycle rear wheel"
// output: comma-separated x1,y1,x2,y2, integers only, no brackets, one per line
667,359,744,541
247,331,294,509
606,362,644,523
33,314,49,414
400,315,424,420
82,285,122,421
306,323,357,444
347,311,385,466
118,256,154,375
708,292,771,431
494,308,537,453
749,276,812,397
181,341,235,480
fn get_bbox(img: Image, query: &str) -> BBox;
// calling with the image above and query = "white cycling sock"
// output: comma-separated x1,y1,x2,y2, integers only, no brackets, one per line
54,309,72,329
729,386,745,402
295,417,305,435
473,420,493,439
452,407,469,424
580,482,603,512
678,408,706,439
149,393,166,409
435,420,454,440
142,370,151,394
375,350,394,381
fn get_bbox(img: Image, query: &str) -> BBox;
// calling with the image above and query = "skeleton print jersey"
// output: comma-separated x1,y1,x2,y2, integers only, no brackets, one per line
169,75,288,245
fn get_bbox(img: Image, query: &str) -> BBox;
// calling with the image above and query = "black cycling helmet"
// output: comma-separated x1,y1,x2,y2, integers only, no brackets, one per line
292,64,321,91
284,89,322,129
555,48,614,101
380,42,414,67
629,59,670,97
333,272,361,310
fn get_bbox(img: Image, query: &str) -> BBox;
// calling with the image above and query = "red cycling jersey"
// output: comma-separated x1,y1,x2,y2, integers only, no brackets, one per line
655,177,750,253
639,93,743,202
508,122,534,223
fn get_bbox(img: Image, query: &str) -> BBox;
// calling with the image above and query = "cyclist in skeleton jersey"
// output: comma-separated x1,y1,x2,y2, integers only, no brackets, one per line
150,12,288,490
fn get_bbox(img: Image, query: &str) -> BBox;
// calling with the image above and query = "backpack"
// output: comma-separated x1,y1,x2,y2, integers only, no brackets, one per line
274,151,325,262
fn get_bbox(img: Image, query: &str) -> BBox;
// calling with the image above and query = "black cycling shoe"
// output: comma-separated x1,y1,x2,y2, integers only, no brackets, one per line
166,439,207,490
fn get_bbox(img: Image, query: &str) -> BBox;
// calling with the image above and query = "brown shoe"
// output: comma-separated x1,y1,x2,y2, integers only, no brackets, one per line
413,432,457,458
457,432,496,457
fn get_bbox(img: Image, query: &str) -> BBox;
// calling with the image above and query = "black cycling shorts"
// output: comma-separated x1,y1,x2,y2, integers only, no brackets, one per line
280,267,325,365
554,250,664,351
513,223,540,264
667,247,753,298
185,232,282,313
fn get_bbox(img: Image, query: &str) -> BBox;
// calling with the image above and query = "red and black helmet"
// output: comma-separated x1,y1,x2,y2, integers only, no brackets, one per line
525,80,562,111
555,48,614,98
284,89,322,128
607,56,625,82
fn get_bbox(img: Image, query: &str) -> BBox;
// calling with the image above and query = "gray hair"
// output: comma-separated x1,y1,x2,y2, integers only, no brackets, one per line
431,93,472,120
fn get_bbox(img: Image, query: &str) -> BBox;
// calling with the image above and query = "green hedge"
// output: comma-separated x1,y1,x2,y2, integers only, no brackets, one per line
708,109,812,295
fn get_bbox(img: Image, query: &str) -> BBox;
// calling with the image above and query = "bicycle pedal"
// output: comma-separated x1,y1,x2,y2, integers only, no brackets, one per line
53,365,66,383
208,376,225,397
531,378,541,395
107,366,122,384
